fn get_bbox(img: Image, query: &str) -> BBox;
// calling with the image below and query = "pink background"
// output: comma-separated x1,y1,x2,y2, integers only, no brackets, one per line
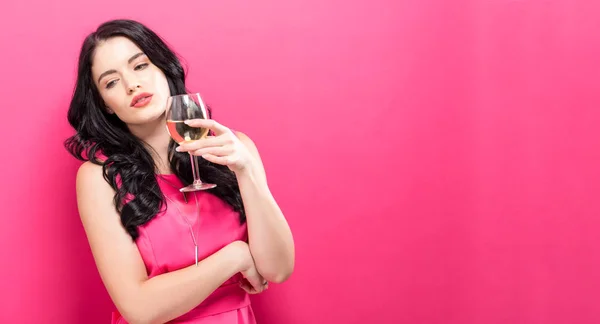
1,0,600,323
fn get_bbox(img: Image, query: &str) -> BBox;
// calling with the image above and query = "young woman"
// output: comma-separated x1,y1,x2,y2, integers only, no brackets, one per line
65,19,294,324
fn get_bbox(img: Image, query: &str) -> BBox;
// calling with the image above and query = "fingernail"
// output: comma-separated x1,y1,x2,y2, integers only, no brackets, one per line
175,146,182,152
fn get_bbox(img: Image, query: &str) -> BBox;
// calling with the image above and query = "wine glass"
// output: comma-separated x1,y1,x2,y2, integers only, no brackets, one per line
165,93,217,192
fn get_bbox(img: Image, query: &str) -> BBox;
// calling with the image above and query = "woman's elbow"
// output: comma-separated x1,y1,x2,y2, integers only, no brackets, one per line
271,271,292,284
264,262,294,284
121,312,159,324
118,301,160,324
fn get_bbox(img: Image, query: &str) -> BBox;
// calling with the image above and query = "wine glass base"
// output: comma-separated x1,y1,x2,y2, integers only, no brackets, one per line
179,183,217,192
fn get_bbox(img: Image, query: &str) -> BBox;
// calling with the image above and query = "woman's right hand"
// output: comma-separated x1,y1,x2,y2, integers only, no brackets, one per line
229,241,269,294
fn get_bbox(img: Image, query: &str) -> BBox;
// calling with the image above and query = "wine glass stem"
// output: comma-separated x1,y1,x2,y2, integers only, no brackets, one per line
189,153,203,185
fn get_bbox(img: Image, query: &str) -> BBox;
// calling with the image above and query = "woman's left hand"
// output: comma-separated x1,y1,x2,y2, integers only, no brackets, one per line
175,119,255,175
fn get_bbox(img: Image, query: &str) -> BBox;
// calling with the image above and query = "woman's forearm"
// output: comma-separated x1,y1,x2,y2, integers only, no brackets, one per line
237,168,295,283
120,241,248,324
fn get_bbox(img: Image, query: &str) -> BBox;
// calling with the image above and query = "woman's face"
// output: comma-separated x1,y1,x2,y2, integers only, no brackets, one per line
91,36,171,126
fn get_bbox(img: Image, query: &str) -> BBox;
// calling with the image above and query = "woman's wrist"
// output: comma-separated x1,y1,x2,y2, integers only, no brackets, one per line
225,240,252,272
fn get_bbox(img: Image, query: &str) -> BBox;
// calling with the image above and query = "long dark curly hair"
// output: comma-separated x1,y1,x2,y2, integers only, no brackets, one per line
64,19,245,240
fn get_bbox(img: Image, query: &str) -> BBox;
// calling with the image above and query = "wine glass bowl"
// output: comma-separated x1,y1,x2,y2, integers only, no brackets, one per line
165,93,217,192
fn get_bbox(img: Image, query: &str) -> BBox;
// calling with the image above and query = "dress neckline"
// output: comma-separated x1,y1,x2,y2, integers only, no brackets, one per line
157,173,177,177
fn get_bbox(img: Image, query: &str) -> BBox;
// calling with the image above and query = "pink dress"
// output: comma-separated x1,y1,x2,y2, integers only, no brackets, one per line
111,174,256,324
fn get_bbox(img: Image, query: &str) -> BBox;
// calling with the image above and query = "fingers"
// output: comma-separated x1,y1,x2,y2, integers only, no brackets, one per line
240,281,259,294
176,135,233,152
185,119,230,135
201,153,238,166
190,146,234,157
239,279,269,294
242,269,267,294
239,281,252,294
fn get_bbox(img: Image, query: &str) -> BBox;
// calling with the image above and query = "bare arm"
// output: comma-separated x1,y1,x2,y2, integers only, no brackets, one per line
76,162,251,324
172,119,296,284
235,132,295,283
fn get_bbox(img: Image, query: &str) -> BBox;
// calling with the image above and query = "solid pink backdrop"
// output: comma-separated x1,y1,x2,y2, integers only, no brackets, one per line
1,0,600,323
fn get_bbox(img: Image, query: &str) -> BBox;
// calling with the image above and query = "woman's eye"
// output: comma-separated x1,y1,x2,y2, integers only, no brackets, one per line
106,80,117,89
134,63,149,71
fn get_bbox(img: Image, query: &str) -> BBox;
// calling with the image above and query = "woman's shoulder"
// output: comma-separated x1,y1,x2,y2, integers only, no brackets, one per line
76,161,106,188
75,162,118,224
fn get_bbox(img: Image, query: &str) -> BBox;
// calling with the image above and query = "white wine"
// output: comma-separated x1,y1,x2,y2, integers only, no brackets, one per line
164,93,217,191
166,120,209,143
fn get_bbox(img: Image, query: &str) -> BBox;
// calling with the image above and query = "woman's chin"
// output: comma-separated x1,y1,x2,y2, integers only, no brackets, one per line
125,107,167,127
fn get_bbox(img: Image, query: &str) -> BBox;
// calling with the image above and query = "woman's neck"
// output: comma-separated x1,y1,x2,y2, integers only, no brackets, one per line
128,115,172,174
